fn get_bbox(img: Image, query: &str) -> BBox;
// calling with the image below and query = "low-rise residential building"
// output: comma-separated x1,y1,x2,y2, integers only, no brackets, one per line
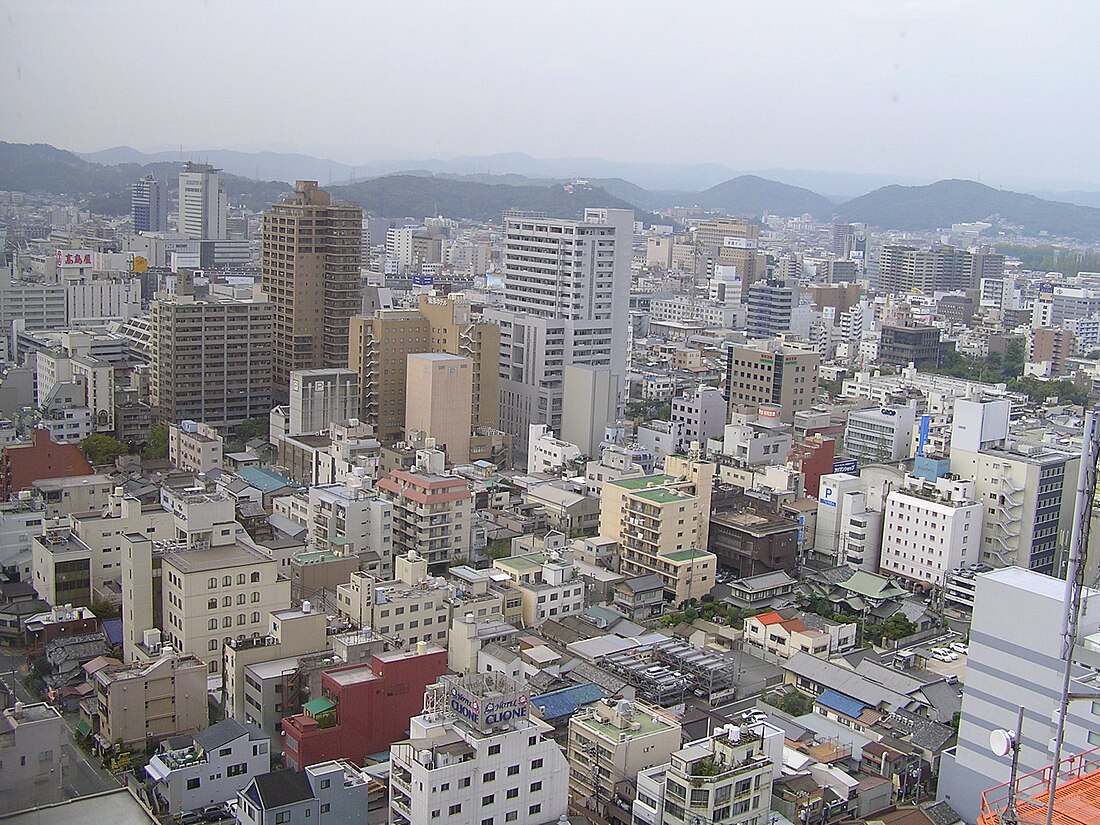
144,718,269,814
335,550,450,647
31,474,113,519
567,699,681,821
611,574,665,621
527,424,582,474
168,420,224,474
389,672,568,825
743,609,857,663
493,549,585,627
237,761,369,825
281,644,447,770
93,651,208,749
307,478,393,579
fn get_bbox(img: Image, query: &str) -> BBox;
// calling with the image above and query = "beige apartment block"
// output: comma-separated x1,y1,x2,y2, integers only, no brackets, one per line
598,455,717,604
335,550,450,648
567,700,682,818
262,181,362,399
376,458,473,569
222,605,329,729
348,294,500,445
94,652,208,748
168,420,224,474
405,353,473,463
724,342,820,423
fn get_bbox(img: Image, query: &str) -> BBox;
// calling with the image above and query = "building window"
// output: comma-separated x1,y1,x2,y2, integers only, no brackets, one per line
251,572,260,583
238,573,246,585
530,781,542,792
209,577,217,589
187,778,201,790
506,788,518,799
238,593,246,605
208,598,217,610
251,612,260,623
209,618,218,630
449,804,462,815
223,576,232,586
528,804,541,816
209,639,218,651
488,744,500,755
505,813,517,822
275,813,290,824
507,765,519,776
482,794,494,806
531,758,542,769
483,771,495,782
320,804,329,814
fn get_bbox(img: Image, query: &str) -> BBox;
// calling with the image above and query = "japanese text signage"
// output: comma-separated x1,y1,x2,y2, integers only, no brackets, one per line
56,249,93,268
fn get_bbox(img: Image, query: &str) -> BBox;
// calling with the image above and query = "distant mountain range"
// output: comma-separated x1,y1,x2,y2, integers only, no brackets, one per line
7,141,1100,241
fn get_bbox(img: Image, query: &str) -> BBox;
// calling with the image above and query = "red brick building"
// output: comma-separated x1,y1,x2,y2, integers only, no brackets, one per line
282,644,447,770
789,435,836,498
0,429,94,500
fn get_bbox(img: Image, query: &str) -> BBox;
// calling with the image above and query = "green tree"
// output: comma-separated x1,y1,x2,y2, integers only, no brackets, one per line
80,434,128,465
485,539,512,561
89,594,120,621
779,691,813,716
142,424,169,460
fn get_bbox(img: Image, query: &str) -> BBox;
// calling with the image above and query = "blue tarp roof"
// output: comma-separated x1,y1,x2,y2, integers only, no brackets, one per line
816,688,867,720
531,683,605,721
102,618,123,646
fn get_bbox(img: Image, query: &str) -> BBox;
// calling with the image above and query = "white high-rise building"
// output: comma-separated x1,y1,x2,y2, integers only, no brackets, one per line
178,162,228,240
389,672,568,825
487,208,633,453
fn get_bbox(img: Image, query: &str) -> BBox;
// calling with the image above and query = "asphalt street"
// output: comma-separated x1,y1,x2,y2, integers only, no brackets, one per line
0,646,119,815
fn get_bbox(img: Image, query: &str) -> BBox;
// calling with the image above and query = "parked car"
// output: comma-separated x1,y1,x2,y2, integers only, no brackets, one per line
178,814,203,825
950,642,969,655
200,806,230,822
944,674,959,685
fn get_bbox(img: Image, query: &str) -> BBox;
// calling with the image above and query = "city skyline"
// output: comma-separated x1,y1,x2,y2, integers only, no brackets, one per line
1,1,1097,188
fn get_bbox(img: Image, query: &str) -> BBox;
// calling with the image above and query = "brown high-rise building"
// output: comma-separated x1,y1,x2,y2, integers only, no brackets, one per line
262,181,362,400
692,217,767,295
348,294,500,445
878,243,1004,294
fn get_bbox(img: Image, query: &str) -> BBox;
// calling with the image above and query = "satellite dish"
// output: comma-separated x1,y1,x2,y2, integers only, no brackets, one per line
989,728,1016,758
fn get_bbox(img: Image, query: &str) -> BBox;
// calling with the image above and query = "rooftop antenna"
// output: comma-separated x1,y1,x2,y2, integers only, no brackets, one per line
988,708,1024,825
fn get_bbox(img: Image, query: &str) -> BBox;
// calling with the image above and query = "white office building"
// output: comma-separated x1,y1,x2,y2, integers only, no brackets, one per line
879,475,983,588
179,162,228,240
843,403,916,463
389,672,568,825
288,368,360,435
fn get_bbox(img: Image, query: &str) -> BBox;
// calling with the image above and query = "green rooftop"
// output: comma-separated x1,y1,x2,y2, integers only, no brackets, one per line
577,710,676,740
494,553,545,574
840,571,908,600
610,474,676,491
303,697,336,716
634,487,694,505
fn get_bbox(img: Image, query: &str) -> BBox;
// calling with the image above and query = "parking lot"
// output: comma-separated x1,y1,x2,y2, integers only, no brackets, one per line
902,632,970,682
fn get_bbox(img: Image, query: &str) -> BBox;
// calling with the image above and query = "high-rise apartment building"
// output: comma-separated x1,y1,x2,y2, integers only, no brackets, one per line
348,294,500,444
878,244,1004,294
131,173,168,233
178,162,227,240
262,181,362,400
486,209,632,452
150,278,273,428
724,342,820,423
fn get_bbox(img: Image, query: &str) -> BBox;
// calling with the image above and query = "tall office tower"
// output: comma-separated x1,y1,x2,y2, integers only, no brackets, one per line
485,208,633,453
724,341,820,423
348,294,499,444
150,275,273,428
131,173,168,233
831,223,854,258
262,181,363,401
178,162,228,240
691,217,765,294
746,278,800,339
878,243,1005,294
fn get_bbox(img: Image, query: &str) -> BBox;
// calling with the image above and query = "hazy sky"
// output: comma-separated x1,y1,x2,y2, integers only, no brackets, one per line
2,0,1095,186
